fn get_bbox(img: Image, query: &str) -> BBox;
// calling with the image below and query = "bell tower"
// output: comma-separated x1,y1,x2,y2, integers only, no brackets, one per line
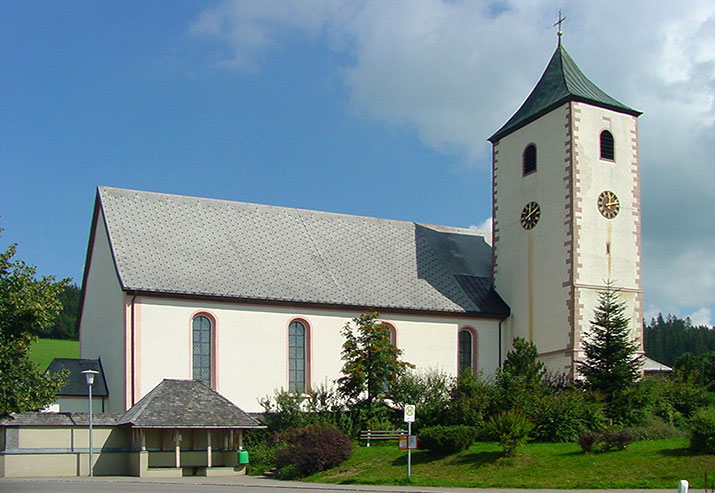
489,38,643,376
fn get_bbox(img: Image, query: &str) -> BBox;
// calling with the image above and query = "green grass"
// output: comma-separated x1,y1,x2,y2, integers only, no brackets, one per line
29,338,79,371
308,439,714,489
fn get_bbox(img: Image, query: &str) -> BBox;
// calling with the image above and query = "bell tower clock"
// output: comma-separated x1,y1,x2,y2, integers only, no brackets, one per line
489,38,644,376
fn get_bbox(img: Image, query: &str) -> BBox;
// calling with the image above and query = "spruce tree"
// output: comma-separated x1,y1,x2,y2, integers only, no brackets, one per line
578,284,642,398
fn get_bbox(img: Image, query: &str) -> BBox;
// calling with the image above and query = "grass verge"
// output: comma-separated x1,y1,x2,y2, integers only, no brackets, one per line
29,338,79,371
307,439,713,489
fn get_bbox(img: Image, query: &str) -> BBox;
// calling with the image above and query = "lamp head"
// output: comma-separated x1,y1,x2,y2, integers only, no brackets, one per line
81,369,99,386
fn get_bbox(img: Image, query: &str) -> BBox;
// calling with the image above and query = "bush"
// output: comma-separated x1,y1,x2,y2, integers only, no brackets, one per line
577,429,633,453
274,423,353,477
444,371,495,430
419,425,477,455
601,430,633,451
486,411,533,456
626,415,687,441
388,369,453,429
689,406,715,453
528,390,604,442
578,432,599,453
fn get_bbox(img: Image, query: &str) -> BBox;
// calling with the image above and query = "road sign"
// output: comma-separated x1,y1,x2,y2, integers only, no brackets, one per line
404,404,416,423
399,435,418,450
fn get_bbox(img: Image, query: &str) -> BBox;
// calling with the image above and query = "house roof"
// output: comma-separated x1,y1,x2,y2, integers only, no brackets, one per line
643,356,672,372
95,186,509,317
46,358,109,397
117,379,264,429
489,42,641,142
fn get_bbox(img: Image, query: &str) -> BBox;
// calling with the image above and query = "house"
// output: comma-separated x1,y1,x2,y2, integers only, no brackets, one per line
77,39,644,414
44,358,108,413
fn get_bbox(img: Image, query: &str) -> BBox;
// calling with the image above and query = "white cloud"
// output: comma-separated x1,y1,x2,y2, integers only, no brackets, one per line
190,0,715,319
687,307,712,328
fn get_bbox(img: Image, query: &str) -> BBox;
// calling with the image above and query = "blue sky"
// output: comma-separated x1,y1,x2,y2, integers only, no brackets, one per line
1,1,713,327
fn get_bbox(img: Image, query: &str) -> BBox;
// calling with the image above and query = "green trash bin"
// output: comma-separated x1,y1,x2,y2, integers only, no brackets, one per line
238,449,250,464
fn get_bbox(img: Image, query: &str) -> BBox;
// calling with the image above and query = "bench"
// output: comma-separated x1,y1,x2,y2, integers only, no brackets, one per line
359,429,407,447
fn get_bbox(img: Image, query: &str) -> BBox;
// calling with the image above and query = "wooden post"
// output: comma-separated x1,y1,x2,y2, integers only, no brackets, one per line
206,430,212,468
140,429,146,451
238,429,244,450
174,430,181,468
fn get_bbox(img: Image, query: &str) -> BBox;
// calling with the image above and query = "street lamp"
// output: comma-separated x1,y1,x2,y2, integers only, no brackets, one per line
81,369,99,477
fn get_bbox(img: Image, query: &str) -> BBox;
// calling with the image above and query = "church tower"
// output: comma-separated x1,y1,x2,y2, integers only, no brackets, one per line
489,39,643,376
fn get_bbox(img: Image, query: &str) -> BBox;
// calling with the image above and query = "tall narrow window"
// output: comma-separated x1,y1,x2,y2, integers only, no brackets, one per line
523,144,537,175
192,315,212,386
458,329,473,375
289,320,306,393
600,130,614,160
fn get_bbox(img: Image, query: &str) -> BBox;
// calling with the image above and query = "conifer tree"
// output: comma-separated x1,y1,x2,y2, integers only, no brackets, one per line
578,283,642,398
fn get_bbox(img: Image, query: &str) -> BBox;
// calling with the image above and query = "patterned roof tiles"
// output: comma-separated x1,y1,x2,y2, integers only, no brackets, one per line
97,186,508,316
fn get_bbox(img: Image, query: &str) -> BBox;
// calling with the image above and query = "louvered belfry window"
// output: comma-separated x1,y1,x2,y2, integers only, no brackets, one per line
600,130,615,160
192,315,212,386
523,144,537,175
289,320,306,393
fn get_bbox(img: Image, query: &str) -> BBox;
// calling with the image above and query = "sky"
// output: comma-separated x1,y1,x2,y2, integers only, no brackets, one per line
1,1,713,328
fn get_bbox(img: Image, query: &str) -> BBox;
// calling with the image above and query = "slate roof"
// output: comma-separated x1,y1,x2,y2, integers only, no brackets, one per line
46,358,109,397
0,412,123,427
96,186,509,316
490,42,641,142
117,379,264,429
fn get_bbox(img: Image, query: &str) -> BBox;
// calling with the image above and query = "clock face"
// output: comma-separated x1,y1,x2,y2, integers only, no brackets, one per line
598,190,620,219
520,201,541,230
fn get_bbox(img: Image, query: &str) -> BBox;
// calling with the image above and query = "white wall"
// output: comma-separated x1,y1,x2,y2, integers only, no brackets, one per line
135,297,501,412
78,211,128,412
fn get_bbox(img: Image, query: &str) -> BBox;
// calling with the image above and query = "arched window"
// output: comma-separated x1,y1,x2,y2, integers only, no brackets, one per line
192,315,212,387
288,320,308,393
523,144,537,175
600,130,615,160
458,328,477,375
385,323,397,346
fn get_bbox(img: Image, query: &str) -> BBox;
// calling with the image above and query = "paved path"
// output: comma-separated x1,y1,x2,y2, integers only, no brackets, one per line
0,475,679,493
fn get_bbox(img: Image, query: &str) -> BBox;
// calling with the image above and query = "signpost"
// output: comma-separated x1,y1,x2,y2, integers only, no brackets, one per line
403,404,416,479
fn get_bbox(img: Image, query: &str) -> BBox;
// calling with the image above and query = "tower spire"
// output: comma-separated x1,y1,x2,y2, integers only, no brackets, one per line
554,10,566,44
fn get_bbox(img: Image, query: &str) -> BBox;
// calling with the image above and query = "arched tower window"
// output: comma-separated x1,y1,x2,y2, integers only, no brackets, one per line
523,144,537,175
600,130,615,160
288,320,309,393
192,315,212,387
458,328,477,375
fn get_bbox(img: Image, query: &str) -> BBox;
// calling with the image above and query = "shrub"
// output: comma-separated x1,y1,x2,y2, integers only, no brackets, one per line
577,429,633,453
578,432,599,453
388,369,453,429
486,411,533,456
626,415,687,441
419,425,477,455
444,371,495,430
274,423,353,477
689,406,715,453
601,429,633,451
528,390,604,442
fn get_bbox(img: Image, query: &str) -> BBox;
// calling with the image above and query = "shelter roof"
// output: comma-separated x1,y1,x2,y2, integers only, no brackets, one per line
95,186,509,316
117,379,264,429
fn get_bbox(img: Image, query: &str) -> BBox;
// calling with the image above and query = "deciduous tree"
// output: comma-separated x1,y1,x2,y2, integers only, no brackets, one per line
0,228,68,418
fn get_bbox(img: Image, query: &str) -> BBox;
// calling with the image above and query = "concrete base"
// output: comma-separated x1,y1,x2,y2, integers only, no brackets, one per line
197,465,246,477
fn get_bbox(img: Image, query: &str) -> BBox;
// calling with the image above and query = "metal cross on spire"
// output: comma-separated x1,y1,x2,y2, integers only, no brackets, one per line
554,9,566,44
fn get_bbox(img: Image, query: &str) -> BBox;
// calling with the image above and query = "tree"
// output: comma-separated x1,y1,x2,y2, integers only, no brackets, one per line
35,284,81,340
495,337,548,411
578,284,642,398
336,312,413,413
0,228,69,418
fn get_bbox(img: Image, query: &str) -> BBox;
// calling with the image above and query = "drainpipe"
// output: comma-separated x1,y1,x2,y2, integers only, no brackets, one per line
131,293,137,407
498,316,507,367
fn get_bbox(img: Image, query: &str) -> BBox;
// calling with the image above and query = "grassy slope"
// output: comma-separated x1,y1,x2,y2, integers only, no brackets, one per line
29,338,79,371
308,440,714,489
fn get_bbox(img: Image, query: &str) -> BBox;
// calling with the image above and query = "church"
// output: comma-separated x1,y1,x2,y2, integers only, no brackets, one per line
78,39,644,414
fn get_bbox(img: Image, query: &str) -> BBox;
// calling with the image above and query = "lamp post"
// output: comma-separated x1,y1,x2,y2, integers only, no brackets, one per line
81,369,99,477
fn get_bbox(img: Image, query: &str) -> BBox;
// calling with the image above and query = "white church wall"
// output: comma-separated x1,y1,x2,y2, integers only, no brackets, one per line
133,296,500,412
571,102,643,355
78,212,127,413
493,103,573,368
